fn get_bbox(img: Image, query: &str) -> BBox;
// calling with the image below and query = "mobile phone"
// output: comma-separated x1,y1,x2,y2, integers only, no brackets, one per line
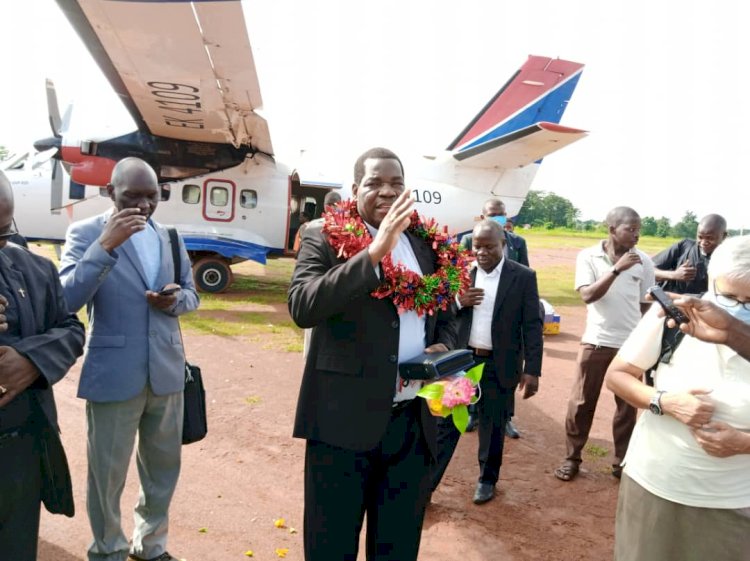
158,286,180,296
647,286,689,325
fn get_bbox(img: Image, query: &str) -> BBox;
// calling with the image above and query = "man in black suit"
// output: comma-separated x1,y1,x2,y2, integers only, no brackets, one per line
433,219,543,504
461,197,530,437
288,147,457,561
0,171,85,560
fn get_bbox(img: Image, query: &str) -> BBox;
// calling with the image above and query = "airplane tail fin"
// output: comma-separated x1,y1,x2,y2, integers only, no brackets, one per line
447,56,587,169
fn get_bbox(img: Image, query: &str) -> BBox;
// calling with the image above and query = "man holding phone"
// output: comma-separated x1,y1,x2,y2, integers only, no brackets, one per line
59,158,199,561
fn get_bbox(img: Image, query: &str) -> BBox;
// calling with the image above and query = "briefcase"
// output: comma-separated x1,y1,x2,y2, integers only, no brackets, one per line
399,349,475,380
182,362,207,445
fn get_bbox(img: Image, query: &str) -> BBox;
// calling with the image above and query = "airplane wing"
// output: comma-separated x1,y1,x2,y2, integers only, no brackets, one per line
56,0,272,154
452,122,587,169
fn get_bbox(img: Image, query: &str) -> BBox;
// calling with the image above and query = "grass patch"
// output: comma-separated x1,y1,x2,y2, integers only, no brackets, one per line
536,264,580,306
584,443,609,458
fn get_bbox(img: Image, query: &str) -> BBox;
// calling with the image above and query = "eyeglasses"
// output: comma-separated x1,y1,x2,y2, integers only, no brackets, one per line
0,224,18,240
713,280,750,311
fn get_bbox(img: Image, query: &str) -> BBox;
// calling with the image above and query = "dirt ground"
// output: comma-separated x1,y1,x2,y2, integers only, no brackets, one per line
37,246,625,561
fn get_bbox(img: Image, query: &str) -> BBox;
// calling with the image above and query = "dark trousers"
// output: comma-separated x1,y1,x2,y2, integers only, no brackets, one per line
303,400,432,561
433,357,513,488
0,429,43,561
565,344,637,464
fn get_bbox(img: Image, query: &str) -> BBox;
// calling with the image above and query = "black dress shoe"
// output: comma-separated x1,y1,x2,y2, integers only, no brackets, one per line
472,482,495,504
505,419,520,439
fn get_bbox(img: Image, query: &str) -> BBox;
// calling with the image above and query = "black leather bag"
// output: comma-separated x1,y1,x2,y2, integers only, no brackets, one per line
182,362,207,444
167,228,208,445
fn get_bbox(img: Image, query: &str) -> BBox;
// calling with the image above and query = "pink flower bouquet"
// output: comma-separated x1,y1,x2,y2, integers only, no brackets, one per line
416,362,484,433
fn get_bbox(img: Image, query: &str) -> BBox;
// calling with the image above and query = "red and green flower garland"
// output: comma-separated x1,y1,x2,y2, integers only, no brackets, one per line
322,199,472,316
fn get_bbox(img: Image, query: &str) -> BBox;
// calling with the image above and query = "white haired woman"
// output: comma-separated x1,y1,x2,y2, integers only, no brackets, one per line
605,235,750,561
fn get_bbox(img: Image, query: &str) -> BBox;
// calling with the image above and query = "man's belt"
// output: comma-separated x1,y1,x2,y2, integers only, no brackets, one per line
470,347,493,357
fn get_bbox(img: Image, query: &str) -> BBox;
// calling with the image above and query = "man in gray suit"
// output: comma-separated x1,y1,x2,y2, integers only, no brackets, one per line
60,158,199,561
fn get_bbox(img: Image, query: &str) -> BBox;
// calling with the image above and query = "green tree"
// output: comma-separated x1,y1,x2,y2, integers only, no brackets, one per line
655,216,672,238
672,210,698,239
516,190,580,227
641,216,658,237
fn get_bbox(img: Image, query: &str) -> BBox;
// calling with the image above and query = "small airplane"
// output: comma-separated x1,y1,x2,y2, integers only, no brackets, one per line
14,0,587,292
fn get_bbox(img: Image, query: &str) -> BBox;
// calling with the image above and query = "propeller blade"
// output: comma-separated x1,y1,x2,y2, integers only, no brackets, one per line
60,103,73,136
45,79,62,137
51,159,63,215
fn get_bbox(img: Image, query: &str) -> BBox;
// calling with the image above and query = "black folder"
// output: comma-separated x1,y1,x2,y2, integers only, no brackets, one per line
398,349,475,381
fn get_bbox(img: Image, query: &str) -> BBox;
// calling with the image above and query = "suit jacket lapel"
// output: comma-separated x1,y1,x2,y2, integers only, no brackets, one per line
120,240,150,288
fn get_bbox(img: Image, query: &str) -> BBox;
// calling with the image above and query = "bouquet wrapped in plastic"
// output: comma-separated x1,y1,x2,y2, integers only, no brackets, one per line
416,362,484,433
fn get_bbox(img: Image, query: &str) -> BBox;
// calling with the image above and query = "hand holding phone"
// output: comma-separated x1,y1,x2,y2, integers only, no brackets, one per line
647,285,689,325
158,286,180,296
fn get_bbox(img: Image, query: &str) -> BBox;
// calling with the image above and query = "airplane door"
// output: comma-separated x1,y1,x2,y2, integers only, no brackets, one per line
203,179,236,222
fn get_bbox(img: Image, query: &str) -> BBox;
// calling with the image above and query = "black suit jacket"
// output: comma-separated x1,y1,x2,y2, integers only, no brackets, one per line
456,260,543,388
0,243,85,515
289,222,457,456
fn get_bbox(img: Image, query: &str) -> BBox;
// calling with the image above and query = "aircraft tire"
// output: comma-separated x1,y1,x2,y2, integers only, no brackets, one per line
193,257,233,293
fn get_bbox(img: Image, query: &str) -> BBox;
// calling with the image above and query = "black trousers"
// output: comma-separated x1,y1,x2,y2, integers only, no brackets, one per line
433,357,513,489
303,400,432,561
0,428,43,561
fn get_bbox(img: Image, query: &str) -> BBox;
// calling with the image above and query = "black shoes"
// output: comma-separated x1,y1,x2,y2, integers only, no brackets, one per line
472,482,495,504
505,419,520,439
129,552,178,561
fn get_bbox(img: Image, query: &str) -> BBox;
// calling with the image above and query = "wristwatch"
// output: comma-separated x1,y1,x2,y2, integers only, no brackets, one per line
611,266,620,276
649,390,666,415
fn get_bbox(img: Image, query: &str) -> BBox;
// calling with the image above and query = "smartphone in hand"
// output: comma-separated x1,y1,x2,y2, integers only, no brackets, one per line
647,285,689,325
158,286,180,296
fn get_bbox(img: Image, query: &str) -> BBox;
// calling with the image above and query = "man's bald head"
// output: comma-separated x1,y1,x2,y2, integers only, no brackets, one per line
481,198,506,217
107,158,160,219
473,218,506,241
605,206,640,228
110,157,158,189
0,171,12,207
697,213,728,256
0,171,15,247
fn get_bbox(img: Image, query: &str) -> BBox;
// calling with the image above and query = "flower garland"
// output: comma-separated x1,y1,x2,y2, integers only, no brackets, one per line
322,199,472,316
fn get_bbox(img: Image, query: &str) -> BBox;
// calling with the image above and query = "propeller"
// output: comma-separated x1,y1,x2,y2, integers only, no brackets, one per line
33,79,74,214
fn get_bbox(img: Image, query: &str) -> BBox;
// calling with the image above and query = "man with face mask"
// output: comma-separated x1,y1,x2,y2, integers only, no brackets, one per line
653,214,727,295
605,235,750,561
59,158,199,561
461,198,530,437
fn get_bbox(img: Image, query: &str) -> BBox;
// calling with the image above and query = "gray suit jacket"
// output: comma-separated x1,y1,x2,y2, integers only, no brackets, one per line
59,209,200,402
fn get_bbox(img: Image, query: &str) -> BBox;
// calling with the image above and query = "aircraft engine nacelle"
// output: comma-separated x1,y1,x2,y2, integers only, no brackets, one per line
61,146,116,187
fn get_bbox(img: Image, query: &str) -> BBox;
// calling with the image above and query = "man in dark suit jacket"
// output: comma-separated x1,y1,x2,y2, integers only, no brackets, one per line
289,147,457,561
0,171,85,561
461,197,530,437
433,219,543,504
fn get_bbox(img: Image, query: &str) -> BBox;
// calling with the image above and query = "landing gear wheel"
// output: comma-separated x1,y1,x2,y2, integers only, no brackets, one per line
192,258,233,293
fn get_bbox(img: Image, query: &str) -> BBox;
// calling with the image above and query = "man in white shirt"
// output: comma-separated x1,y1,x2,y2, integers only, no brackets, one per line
432,219,543,504
554,206,655,482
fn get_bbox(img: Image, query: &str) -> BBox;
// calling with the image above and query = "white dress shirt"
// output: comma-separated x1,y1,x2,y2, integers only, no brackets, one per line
365,223,426,402
468,259,505,351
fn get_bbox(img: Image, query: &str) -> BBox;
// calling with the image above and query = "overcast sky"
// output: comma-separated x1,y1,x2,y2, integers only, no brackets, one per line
2,0,749,229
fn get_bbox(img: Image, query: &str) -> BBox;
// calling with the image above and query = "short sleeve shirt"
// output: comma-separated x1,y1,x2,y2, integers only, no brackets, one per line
652,238,710,295
575,241,655,348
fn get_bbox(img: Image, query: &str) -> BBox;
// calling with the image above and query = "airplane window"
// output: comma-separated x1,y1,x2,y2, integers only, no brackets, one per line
240,189,257,209
210,187,229,207
160,184,171,202
182,184,201,204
